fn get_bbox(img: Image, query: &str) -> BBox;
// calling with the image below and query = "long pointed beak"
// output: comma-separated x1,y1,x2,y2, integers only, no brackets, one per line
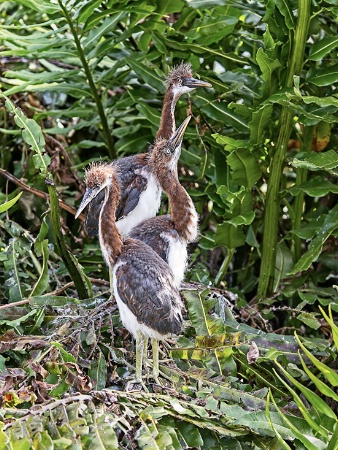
182,77,212,89
169,115,191,150
75,187,101,219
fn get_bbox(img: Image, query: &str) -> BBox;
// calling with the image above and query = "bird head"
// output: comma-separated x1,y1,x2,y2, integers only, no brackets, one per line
151,115,191,180
75,163,117,219
166,62,212,95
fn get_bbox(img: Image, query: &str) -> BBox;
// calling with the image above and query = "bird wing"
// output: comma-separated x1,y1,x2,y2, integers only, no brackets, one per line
114,154,149,220
129,215,175,262
115,240,183,336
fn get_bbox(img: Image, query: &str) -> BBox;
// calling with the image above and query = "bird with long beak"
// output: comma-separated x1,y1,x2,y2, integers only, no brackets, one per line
84,62,211,238
129,115,198,287
75,166,184,388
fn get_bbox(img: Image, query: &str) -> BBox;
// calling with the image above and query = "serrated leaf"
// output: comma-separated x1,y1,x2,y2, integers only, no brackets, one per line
296,312,321,330
291,150,338,171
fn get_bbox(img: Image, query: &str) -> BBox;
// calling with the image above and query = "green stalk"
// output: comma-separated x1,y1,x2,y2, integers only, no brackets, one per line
292,126,314,262
214,248,235,287
257,0,311,299
47,181,90,299
58,1,115,159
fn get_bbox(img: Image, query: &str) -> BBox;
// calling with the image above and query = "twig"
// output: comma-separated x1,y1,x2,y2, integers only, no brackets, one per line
0,168,84,219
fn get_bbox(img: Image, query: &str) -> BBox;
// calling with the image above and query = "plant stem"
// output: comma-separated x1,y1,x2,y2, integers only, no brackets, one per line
58,1,115,159
214,248,235,287
257,0,311,299
47,180,91,299
291,126,314,262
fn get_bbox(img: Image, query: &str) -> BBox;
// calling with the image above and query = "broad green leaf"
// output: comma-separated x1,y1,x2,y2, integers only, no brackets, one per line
76,0,102,23
266,391,292,450
51,342,76,363
156,0,184,14
275,0,295,29
215,222,246,248
291,150,338,171
249,104,273,144
226,211,255,227
176,422,203,447
88,350,107,391
227,148,261,187
296,312,321,330
288,203,338,274
126,57,164,92
200,99,249,133
289,177,338,197
256,48,281,87
309,37,338,61
10,0,59,14
0,308,37,327
307,65,338,86
0,192,23,213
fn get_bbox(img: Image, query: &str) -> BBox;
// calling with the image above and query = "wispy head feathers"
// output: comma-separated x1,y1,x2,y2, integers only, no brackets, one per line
165,61,193,87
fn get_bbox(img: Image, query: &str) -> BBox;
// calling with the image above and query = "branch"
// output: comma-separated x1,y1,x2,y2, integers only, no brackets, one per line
0,168,84,220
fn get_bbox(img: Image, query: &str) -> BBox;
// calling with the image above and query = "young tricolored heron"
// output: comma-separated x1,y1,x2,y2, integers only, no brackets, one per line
84,62,211,238
75,165,184,385
130,115,198,287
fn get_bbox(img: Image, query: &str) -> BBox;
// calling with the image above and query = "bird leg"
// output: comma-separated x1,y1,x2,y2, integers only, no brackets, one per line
109,267,114,300
125,333,148,391
151,338,161,385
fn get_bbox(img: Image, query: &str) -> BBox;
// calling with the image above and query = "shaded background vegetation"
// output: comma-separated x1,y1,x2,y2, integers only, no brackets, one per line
0,0,338,448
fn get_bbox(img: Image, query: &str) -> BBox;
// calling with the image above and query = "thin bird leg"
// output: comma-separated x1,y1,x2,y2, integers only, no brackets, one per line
126,332,148,391
151,338,161,384
135,332,146,382
109,267,114,300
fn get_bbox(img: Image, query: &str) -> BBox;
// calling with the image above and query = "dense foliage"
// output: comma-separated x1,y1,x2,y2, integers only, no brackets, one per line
0,0,337,448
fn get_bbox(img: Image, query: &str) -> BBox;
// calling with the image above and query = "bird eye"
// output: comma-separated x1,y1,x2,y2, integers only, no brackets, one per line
166,148,171,154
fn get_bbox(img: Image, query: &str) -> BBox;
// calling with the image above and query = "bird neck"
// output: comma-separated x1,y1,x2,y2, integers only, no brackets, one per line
165,175,198,242
156,88,180,140
99,184,123,267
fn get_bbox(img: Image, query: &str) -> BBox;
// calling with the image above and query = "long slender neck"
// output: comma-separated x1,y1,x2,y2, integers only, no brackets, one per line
99,185,123,267
156,88,180,140
165,175,198,242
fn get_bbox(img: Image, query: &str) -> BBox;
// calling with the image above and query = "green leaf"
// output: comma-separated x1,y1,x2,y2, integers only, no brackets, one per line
307,65,338,86
275,0,295,29
227,148,261,187
215,223,246,248
30,239,49,297
200,98,249,133
296,312,321,330
291,150,338,171
256,48,281,87
51,342,76,363
13,0,60,13
0,192,23,213
298,353,338,402
126,57,164,92
288,203,338,274
294,333,338,387
309,37,338,61
249,104,273,144
88,350,107,391
289,177,338,197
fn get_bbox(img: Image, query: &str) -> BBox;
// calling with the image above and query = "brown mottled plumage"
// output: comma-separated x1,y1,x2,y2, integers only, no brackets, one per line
84,62,211,238
75,164,184,386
